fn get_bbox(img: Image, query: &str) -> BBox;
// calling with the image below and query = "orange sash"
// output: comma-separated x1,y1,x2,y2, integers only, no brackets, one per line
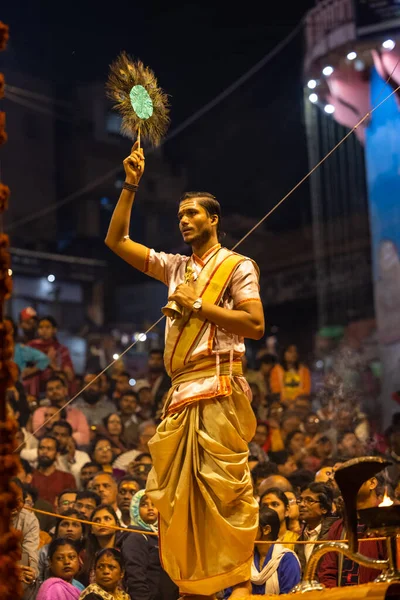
164,248,245,377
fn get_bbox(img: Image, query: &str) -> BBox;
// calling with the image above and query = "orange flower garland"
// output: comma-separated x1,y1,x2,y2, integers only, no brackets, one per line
0,23,22,600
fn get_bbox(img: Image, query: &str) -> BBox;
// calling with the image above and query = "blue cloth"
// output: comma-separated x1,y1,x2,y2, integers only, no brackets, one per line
71,579,85,592
14,343,50,372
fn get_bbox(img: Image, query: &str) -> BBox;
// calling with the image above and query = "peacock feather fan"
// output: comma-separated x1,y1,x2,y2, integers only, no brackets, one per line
106,52,170,146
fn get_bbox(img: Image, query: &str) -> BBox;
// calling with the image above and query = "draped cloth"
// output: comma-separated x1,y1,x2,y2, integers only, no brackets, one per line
146,377,258,595
36,578,81,600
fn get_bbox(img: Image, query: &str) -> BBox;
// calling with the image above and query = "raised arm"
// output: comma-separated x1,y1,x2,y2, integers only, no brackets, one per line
105,142,149,272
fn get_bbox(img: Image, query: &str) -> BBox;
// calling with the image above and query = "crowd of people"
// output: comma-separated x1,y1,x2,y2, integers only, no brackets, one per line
6,306,400,598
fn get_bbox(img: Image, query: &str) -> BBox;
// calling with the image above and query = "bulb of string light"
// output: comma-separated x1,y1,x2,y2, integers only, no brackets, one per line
307,79,317,89
347,51,357,60
309,93,318,103
382,39,395,50
322,66,334,76
324,104,335,114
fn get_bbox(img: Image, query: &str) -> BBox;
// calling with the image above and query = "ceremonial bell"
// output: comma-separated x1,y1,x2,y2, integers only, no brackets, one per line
161,266,194,320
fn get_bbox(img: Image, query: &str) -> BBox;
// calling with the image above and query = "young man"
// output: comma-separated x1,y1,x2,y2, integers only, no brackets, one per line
31,435,76,506
105,142,265,597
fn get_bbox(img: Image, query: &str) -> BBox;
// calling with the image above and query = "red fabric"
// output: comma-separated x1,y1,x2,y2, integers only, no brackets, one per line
26,338,75,394
317,519,386,587
31,469,77,506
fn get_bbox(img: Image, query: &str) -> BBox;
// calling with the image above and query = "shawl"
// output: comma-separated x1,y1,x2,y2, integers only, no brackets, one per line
36,577,81,600
79,583,130,600
129,489,158,532
251,544,300,595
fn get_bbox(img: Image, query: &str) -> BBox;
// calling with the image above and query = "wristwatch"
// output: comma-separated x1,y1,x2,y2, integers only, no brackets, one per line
192,297,202,313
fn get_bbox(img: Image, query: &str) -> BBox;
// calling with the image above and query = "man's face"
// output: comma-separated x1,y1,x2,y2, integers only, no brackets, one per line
80,465,101,489
138,388,152,406
75,496,98,519
278,456,298,478
178,199,216,246
115,375,131,394
57,492,77,514
339,433,359,458
51,425,70,452
82,375,101,403
298,488,326,524
38,438,58,468
119,394,137,416
38,319,56,341
91,474,117,506
43,406,60,429
148,352,164,373
20,317,37,335
117,480,141,512
46,380,68,407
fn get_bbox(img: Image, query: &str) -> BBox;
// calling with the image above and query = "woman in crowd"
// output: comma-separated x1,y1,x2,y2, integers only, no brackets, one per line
285,429,307,464
80,504,121,586
260,487,299,548
96,414,128,457
119,489,178,600
285,491,302,535
79,548,129,600
36,538,84,600
250,506,301,595
38,509,86,583
89,437,125,480
270,344,311,406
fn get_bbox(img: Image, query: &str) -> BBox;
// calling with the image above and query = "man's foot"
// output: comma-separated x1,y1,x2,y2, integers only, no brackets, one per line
229,581,251,599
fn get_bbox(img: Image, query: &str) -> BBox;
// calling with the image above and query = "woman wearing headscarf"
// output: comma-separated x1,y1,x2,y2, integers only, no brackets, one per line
119,490,178,600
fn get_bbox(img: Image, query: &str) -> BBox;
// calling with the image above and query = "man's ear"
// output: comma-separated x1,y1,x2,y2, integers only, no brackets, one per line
369,477,378,491
262,524,272,537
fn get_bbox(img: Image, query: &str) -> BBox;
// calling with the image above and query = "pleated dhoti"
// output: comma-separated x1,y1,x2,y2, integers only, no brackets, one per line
146,380,258,595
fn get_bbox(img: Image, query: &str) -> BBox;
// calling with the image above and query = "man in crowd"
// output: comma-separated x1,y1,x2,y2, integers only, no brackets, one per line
54,489,77,515
117,476,141,526
295,482,337,573
336,431,361,461
318,474,386,586
50,420,90,486
79,461,102,490
118,390,140,448
91,472,118,511
32,376,90,447
18,306,38,343
145,348,171,409
31,435,76,505
75,490,101,519
113,420,157,471
73,371,115,426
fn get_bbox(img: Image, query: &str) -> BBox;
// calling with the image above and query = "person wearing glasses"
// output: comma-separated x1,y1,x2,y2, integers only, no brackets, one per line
294,482,337,574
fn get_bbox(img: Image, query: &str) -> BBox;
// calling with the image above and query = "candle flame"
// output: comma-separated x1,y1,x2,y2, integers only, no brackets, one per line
379,488,394,507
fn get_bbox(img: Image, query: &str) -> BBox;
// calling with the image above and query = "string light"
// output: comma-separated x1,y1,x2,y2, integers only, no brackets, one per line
347,51,357,60
307,79,317,89
309,93,318,103
382,39,395,50
322,65,334,76
324,104,335,114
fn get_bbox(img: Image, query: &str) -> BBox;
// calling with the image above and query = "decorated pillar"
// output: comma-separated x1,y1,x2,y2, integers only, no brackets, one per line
0,20,23,600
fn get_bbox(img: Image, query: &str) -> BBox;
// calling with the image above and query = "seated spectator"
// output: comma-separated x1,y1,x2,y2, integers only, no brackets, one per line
318,473,386,587
55,489,78,515
270,344,311,406
120,490,178,600
32,377,90,447
75,491,101,520
112,371,133,403
295,482,337,574
127,453,153,489
17,458,56,533
97,413,129,456
258,474,293,497
89,437,125,480
280,412,303,443
113,420,157,472
134,379,155,421
36,539,84,599
117,476,142,527
336,431,362,461
10,478,40,596
79,462,102,490
260,487,299,548
268,451,298,478
91,473,118,511
248,422,270,463
285,429,306,464
287,469,315,496
285,491,302,535
81,504,121,586
74,372,115,427
38,508,86,584
250,505,301,594
31,435,76,506
293,395,313,421
79,548,130,600
19,306,38,343
117,391,140,449
27,316,75,394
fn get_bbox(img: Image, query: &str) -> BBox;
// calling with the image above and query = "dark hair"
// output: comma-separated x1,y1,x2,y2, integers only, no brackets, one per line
19,457,33,475
251,462,278,484
117,371,130,380
94,547,124,570
90,436,114,460
302,482,333,515
83,504,120,577
10,477,23,490
81,461,102,472
259,354,278,367
51,420,73,436
39,434,60,452
180,192,223,239
22,483,38,503
119,391,138,401
280,344,300,371
55,508,87,542
149,348,163,357
76,490,101,506
103,413,124,433
46,375,67,388
91,504,120,528
260,487,289,510
259,505,280,540
285,430,304,452
39,315,58,328
134,452,152,462
117,475,142,491
287,469,315,492
48,537,79,561
268,450,290,466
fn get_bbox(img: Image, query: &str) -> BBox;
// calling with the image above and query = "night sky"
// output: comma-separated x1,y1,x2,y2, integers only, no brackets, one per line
2,1,316,233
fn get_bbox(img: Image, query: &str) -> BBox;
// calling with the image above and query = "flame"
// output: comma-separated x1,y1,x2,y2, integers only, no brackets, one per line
379,488,394,507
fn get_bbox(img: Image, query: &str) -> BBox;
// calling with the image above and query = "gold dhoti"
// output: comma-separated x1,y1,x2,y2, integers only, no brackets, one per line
146,376,258,595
